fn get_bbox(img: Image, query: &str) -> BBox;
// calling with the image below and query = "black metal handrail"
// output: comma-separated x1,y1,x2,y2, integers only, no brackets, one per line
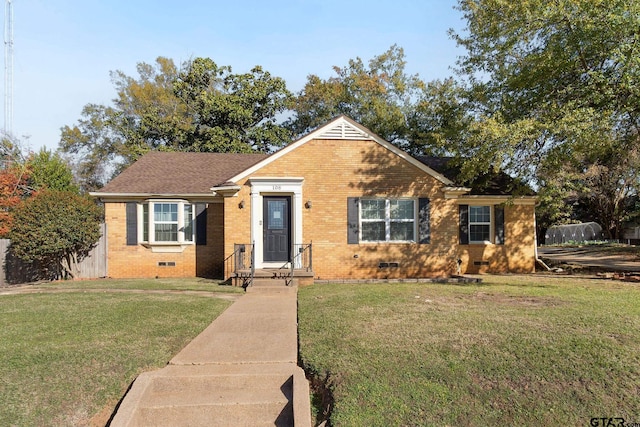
286,242,312,286
293,242,312,271
250,241,255,286
224,243,255,286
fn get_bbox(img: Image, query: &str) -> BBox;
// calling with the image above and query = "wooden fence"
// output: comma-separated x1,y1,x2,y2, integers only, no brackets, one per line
0,223,107,286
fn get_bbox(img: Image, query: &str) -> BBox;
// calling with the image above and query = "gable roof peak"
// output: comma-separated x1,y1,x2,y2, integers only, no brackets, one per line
228,115,454,186
317,115,372,140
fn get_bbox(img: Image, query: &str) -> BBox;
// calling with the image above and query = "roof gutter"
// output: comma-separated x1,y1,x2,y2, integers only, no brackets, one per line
89,192,221,202
457,195,538,205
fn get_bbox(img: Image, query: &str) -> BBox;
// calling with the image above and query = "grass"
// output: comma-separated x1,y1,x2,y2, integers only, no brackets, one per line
0,278,239,426
298,275,640,426
32,277,245,293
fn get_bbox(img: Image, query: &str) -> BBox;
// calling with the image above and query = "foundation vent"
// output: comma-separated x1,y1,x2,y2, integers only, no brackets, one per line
158,261,176,267
379,262,400,269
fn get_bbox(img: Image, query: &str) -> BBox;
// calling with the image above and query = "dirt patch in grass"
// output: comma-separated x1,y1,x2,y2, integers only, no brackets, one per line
415,292,564,310
471,292,564,307
89,399,119,427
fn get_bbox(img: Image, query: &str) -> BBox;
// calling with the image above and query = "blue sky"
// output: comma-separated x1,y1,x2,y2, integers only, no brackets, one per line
5,0,466,152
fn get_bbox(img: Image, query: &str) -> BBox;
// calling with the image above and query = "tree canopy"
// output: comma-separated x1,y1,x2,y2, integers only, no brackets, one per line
286,45,425,149
56,15,640,235
60,57,292,191
28,148,78,193
0,135,32,238
0,162,30,238
442,0,640,176
423,0,640,236
0,138,79,238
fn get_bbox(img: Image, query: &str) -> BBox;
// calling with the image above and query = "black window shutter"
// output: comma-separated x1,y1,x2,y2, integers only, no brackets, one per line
196,203,207,245
126,202,137,246
418,198,431,244
347,197,359,244
495,205,505,245
459,204,469,245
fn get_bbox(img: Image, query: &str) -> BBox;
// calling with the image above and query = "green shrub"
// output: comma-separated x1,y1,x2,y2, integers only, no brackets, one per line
8,190,103,279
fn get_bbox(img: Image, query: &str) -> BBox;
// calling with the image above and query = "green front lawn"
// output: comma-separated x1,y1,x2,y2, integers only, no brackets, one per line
34,277,245,293
298,275,640,426
0,279,238,426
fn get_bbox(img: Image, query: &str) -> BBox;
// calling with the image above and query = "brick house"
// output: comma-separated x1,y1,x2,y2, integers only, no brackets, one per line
92,116,537,283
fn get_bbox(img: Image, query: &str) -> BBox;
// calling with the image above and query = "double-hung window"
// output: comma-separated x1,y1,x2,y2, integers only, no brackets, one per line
469,205,491,243
140,200,194,244
154,203,179,242
360,199,415,242
459,204,505,245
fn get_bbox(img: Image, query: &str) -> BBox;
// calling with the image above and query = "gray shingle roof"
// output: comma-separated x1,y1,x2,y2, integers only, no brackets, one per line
96,152,269,194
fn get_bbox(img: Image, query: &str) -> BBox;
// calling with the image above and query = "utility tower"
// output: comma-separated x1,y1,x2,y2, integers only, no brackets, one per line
4,0,13,135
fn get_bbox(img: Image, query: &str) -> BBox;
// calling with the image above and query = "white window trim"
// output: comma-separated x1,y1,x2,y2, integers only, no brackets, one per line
360,198,417,243
138,200,195,251
468,205,493,244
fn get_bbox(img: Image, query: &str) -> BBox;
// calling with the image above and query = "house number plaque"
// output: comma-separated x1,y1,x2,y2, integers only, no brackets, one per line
272,185,282,190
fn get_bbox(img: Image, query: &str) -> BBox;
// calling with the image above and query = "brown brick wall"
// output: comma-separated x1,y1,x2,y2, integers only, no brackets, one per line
196,202,225,278
225,139,471,279
105,202,223,279
223,194,252,272
105,138,537,280
458,204,536,274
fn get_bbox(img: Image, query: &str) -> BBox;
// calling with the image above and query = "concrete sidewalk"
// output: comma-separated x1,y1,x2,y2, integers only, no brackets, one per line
109,280,311,427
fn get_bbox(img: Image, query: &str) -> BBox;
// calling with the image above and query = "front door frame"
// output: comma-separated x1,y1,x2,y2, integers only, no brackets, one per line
263,196,291,262
248,177,304,269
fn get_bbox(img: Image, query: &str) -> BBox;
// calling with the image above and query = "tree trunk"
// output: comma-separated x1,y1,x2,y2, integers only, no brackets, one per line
60,252,80,279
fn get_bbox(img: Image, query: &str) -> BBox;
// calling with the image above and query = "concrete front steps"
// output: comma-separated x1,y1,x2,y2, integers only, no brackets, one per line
109,280,311,427
246,277,299,293
111,364,310,427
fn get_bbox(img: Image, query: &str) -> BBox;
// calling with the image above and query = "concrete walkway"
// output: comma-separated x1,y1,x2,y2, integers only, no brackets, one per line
109,280,311,427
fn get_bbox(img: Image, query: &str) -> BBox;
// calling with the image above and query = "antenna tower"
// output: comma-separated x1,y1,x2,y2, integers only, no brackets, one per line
4,0,13,135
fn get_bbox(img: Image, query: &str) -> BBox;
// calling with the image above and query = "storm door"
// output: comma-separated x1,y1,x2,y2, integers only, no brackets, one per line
263,196,291,262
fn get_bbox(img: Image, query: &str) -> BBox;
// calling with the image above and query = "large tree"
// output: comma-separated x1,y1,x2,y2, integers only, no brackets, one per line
287,45,425,148
0,163,31,238
27,148,78,193
174,58,292,153
0,135,32,238
428,0,640,237
60,57,292,191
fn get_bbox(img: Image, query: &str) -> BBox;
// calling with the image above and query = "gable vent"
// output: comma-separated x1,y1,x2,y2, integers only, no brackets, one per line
319,121,370,140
